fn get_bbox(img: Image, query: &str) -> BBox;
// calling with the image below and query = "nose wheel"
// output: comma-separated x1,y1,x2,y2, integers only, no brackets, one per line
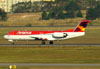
8,40,14,45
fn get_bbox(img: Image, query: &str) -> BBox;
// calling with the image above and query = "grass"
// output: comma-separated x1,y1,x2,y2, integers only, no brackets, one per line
0,67,7,69
0,26,100,44
1,66,100,69
0,46,100,63
0,12,100,26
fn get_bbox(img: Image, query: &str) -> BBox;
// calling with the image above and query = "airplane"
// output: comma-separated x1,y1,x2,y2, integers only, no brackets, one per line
4,20,90,45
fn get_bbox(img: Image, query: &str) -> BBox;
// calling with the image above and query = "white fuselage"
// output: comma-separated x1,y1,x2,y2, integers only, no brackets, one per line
4,32,85,41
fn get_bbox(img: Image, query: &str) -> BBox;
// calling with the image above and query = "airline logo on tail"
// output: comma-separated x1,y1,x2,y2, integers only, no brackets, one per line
74,20,91,32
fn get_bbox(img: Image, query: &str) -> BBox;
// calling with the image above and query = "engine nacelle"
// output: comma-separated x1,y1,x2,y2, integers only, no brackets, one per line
52,33,67,38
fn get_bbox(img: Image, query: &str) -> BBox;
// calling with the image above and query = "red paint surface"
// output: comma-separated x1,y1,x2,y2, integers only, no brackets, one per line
8,29,75,35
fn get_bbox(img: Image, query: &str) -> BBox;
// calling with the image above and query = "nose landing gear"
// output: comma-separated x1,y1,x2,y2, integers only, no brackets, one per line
8,40,14,45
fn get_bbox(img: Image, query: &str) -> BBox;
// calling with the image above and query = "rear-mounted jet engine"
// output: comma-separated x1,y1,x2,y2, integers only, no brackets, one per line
52,33,67,38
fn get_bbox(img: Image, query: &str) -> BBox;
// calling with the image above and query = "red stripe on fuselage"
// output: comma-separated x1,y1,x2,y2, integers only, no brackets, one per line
8,29,82,35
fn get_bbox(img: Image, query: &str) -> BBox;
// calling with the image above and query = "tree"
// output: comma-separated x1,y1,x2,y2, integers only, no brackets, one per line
42,11,48,20
87,0,97,8
47,7,60,19
47,11,52,19
86,8,98,20
42,1,53,11
66,11,75,18
57,11,65,19
12,2,27,13
65,0,80,18
55,0,70,8
12,1,42,13
95,3,100,19
65,0,80,11
76,10,83,18
0,8,7,21
76,0,97,9
32,2,42,12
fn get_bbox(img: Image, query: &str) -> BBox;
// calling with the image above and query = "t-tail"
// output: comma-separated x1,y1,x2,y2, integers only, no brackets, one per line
74,20,91,32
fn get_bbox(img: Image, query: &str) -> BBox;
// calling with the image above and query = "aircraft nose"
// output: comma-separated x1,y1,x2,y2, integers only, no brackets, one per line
4,35,9,39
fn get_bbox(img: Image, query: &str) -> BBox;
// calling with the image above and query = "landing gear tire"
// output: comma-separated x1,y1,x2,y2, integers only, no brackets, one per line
49,41,53,45
42,40,45,45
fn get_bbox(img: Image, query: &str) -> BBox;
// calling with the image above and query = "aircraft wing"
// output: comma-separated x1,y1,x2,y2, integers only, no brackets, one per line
30,36,42,40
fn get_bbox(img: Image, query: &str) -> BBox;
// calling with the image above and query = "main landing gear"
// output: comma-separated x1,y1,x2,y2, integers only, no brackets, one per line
41,40,54,45
49,41,53,45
